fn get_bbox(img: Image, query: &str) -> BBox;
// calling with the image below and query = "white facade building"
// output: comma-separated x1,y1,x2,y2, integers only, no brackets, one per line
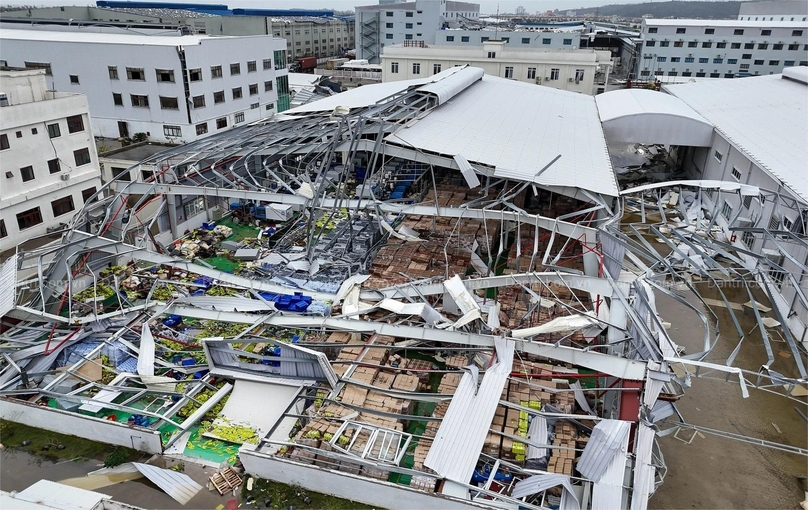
356,0,479,63
381,41,611,94
0,69,103,254
738,0,807,21
637,19,808,79
0,27,289,143
438,28,583,49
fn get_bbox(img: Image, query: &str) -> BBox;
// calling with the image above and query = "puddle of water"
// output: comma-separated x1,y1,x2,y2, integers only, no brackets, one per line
59,471,143,491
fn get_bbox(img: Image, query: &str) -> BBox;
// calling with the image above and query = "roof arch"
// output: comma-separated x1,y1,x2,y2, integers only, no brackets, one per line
596,89,715,147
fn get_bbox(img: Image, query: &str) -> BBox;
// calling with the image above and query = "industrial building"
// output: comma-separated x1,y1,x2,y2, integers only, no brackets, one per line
636,18,808,78
381,40,611,94
738,0,808,21
0,27,289,143
0,68,103,255
355,0,480,63
0,65,805,510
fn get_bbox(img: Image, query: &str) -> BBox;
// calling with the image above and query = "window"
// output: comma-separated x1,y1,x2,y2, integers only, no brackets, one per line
196,122,208,136
264,80,273,92
563,38,572,45
702,42,712,48
461,36,469,42
714,58,723,64
74,148,91,166
82,187,97,203
20,166,35,182
16,207,43,231
575,69,585,82
645,40,656,47
785,60,796,67
385,11,393,16
433,63,441,74
671,57,680,62
247,60,257,72
211,65,223,78
657,56,667,62
446,35,454,42
742,54,752,59
550,68,560,80
714,150,723,162
674,41,683,47
731,167,742,180
183,197,206,219
682,71,692,77
710,72,720,78
192,95,205,108
685,57,694,63
660,40,670,47
481,37,489,42
648,27,658,34
24,61,51,75
773,44,783,50
230,63,241,75
69,75,79,84
249,83,258,95
111,167,131,181
216,117,228,129
156,69,175,82
47,123,60,138
159,96,179,110
743,195,753,209
131,94,149,107
263,58,272,70
527,67,536,79
405,34,413,40
0,220,5,238
391,62,399,73
699,58,709,63
113,93,123,106
793,30,803,37
412,63,421,74
734,29,744,35
405,23,413,28
740,63,750,70
266,103,274,111
789,44,800,50
185,68,201,82
126,67,145,80
504,66,513,78
66,115,84,133
48,158,60,174
668,71,678,76
386,22,393,28
758,43,768,50
520,37,530,44
386,34,394,40
405,11,413,17
163,125,182,138
731,42,741,49
728,59,737,64
754,60,764,65
721,201,733,220
51,196,75,217
487,51,496,58
745,43,754,49
768,60,780,66
142,169,154,181
717,42,726,48
761,29,771,36
250,102,259,109
676,28,686,34
742,230,755,249
108,66,118,79
232,87,243,100
705,28,714,34
214,90,225,104
688,41,697,48
234,112,245,124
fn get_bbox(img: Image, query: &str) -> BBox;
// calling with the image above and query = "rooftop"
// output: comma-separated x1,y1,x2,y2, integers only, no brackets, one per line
664,68,808,202
99,142,177,162
0,28,268,46
642,18,808,27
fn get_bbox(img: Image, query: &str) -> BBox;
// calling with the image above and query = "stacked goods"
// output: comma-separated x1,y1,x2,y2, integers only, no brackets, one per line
409,474,437,493
482,431,501,457
307,331,350,358
314,441,342,470
391,373,419,392
548,422,577,476
444,354,468,369
372,371,396,389
403,358,433,384
437,373,462,394
289,448,317,465
362,390,411,417
352,366,379,385
320,402,353,419
361,465,390,481
332,334,368,377
341,385,368,406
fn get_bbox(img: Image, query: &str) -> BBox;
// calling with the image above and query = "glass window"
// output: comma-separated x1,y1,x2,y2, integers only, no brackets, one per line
646,40,656,47
676,28,686,34
156,69,175,82
263,59,272,70
688,41,697,48
211,65,223,78
660,40,669,47
699,57,709,63
504,66,513,78
391,62,399,73
412,62,420,74
527,67,536,79
234,112,245,123
113,93,123,106
66,115,84,133
0,220,6,238
405,34,413,40
702,42,712,48
20,166,35,182
264,81,273,92
230,63,241,75
130,94,149,107
550,68,559,80
522,37,530,44
446,36,454,42
108,66,118,79
249,83,258,95
16,207,43,231
82,187,97,203
48,158,60,174
74,148,91,166
126,67,145,80
193,95,205,108
648,27,658,33
461,36,469,42
196,122,208,136
163,125,182,138
563,39,572,45
704,28,714,34
51,195,75,217
247,60,257,72
216,117,228,129
734,29,744,35
159,96,179,109
433,63,441,74
386,34,394,40
232,87,243,100
214,90,225,103
47,123,61,138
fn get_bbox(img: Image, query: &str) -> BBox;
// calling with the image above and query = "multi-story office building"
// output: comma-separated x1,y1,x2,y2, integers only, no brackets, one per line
738,0,807,21
438,28,583,49
0,27,289,143
382,41,611,94
636,19,808,79
0,69,103,254
356,0,480,63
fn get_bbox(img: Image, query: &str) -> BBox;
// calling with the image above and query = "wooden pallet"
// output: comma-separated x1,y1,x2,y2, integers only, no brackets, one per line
210,467,243,495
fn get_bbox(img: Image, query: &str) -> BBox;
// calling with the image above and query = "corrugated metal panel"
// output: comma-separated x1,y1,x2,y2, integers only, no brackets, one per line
386,76,618,197
526,416,548,460
137,324,155,377
453,154,481,189
588,421,630,510
417,66,484,105
570,381,593,415
220,380,301,437
132,463,203,505
425,337,514,484
630,423,656,510
578,419,631,483
0,254,17,317
511,474,579,509
650,401,676,423
17,479,109,510
173,295,275,312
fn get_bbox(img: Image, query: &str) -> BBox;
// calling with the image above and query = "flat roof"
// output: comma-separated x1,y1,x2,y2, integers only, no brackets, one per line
0,28,268,45
665,69,808,202
100,142,176,162
643,18,808,27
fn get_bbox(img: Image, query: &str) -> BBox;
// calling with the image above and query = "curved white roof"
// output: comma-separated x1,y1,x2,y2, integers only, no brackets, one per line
596,89,714,147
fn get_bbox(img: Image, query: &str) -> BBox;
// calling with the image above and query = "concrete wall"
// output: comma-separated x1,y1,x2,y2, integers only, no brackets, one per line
0,398,164,453
240,450,491,510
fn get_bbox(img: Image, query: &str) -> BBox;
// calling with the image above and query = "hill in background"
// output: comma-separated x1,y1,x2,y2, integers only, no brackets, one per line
575,1,742,19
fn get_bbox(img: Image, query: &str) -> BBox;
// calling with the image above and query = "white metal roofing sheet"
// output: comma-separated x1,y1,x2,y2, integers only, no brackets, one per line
386,75,618,196
220,380,301,438
16,480,109,510
643,19,808,27
577,419,631,483
415,66,484,105
131,463,203,505
664,72,808,202
0,255,16,318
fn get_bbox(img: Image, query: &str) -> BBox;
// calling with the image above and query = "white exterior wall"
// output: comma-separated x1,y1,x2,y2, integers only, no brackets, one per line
0,30,286,143
382,42,609,94
0,71,103,254
738,0,808,21
638,20,808,78
438,29,582,49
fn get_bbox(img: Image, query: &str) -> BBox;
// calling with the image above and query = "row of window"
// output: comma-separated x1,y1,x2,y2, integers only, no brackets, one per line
442,35,576,45
8,148,91,183
111,82,271,110
2,187,97,235
644,60,807,75
389,62,579,81
648,27,804,37
107,60,274,83
0,116,84,151
293,37,350,45
276,26,347,36
646,41,805,50
741,16,807,21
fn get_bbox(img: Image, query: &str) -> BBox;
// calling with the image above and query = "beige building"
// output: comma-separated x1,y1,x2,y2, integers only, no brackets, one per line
381,40,612,94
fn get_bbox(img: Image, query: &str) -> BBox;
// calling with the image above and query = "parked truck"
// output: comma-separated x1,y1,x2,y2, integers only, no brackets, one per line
295,56,318,73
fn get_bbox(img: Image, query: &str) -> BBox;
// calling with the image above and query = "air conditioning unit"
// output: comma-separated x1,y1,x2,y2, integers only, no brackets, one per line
60,174,70,181
736,217,754,229
762,248,784,266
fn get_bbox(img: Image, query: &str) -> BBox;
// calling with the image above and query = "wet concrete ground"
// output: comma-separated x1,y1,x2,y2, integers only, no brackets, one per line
648,283,808,509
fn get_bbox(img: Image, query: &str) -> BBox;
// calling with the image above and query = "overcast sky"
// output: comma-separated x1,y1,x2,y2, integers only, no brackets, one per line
0,0,739,15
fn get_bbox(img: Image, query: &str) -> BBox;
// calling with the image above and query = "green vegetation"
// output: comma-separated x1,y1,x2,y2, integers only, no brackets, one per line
0,420,139,463
242,478,381,510
103,449,130,467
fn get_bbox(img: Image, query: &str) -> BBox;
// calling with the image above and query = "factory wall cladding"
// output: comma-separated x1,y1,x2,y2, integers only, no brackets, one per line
0,398,164,454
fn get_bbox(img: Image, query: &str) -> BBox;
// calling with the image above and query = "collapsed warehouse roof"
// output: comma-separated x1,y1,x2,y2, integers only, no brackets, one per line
1,66,806,509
